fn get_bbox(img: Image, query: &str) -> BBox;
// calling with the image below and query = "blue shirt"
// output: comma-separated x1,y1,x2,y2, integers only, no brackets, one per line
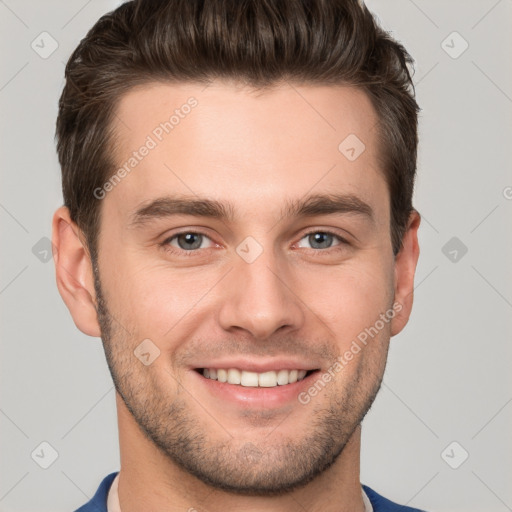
74,472,427,512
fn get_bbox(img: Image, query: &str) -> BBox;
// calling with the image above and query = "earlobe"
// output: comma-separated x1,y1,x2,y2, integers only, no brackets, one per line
52,206,102,338
390,210,421,337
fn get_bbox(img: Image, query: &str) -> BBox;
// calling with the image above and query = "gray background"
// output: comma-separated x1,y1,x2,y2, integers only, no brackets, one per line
1,1,511,511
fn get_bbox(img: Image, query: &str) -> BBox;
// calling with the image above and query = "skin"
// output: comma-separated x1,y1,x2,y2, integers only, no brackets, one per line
53,80,420,512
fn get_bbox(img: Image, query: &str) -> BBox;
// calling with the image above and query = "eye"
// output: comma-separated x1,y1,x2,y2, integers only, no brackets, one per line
164,232,214,251
296,231,347,250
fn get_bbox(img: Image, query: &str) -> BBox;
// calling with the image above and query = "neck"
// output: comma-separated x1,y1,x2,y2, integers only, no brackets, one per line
115,393,366,512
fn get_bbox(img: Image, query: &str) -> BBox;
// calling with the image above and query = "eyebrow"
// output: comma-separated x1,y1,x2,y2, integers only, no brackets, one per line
128,193,375,228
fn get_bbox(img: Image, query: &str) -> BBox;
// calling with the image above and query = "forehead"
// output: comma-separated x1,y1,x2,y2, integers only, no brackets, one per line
108,80,387,224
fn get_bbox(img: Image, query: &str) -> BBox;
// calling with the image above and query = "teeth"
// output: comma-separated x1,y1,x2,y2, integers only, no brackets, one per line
276,369,289,385
227,368,241,385
258,371,277,387
241,371,259,387
202,368,310,387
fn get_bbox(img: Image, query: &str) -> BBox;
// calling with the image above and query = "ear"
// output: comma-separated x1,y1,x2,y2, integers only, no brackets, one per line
390,210,421,337
52,206,101,337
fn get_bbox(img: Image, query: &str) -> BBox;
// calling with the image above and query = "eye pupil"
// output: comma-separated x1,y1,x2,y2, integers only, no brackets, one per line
309,232,333,249
177,233,202,250
173,232,338,252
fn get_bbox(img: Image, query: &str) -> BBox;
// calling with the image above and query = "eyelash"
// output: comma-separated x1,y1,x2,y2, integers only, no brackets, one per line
301,229,350,248
160,229,350,256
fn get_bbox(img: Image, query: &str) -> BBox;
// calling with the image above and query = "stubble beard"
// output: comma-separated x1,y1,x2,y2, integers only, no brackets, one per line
92,266,387,496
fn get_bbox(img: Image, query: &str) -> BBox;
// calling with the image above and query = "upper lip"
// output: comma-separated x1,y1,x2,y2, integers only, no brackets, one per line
192,358,321,373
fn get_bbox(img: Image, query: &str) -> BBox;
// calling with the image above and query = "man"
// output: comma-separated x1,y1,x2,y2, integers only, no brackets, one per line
52,0,423,510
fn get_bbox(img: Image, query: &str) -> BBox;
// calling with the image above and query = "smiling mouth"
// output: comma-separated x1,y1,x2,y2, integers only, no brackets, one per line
194,368,319,388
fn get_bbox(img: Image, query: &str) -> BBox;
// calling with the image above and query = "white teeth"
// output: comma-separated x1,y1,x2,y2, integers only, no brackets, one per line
241,371,259,387
258,371,277,387
202,368,310,387
227,368,241,385
276,369,289,385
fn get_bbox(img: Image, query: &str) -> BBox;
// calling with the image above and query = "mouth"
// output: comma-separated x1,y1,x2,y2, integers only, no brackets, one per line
194,367,319,388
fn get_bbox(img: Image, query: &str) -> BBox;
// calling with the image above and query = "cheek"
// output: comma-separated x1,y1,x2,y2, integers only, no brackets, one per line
100,253,219,338
99,232,394,348
298,260,394,342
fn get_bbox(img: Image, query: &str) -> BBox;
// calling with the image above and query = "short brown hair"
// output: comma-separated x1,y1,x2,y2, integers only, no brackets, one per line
56,0,420,260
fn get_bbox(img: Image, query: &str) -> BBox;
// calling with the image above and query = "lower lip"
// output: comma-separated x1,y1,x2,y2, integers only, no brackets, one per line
191,369,321,409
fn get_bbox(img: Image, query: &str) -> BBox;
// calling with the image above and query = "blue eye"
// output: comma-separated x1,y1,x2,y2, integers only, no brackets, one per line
297,231,346,250
161,229,349,258
165,232,214,251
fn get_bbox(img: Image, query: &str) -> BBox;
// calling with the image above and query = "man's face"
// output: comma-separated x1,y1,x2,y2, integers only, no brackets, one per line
93,81,400,494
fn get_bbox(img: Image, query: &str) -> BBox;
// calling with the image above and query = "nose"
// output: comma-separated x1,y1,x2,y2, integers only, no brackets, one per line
217,248,305,340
